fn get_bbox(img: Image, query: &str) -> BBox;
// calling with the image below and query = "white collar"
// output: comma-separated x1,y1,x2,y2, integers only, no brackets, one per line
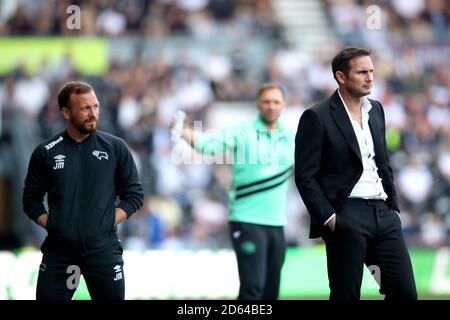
337,89,372,120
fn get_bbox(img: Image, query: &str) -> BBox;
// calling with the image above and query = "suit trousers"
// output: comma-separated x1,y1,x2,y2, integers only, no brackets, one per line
322,198,417,300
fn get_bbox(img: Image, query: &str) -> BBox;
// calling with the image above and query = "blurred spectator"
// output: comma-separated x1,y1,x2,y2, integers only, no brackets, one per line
191,192,227,234
96,6,127,36
7,4,33,34
401,211,422,247
0,76,15,135
12,69,49,135
420,212,448,248
397,154,433,212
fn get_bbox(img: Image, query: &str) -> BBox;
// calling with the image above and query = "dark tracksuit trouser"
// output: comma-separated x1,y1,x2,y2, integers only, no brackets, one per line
36,241,125,300
230,221,286,300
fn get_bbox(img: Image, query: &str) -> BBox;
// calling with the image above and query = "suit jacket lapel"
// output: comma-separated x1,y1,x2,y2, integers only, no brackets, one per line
329,90,362,163
368,102,384,168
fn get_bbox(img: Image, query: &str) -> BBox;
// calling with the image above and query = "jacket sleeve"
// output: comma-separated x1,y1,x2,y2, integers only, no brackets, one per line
377,101,400,212
115,139,144,218
22,147,48,222
294,109,336,225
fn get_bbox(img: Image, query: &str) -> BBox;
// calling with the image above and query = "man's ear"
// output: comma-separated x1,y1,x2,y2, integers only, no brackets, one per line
336,71,346,85
61,107,70,120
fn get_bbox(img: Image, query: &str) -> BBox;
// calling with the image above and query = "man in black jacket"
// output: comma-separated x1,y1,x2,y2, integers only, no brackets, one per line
295,47,417,300
23,81,144,300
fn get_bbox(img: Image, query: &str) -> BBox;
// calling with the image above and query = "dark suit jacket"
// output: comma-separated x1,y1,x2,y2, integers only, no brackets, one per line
294,90,400,239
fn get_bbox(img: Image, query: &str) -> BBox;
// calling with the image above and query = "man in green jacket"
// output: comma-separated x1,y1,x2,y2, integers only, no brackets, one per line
172,83,294,299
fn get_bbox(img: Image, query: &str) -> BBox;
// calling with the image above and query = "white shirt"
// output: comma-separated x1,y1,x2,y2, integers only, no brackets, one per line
339,90,388,201
324,90,388,226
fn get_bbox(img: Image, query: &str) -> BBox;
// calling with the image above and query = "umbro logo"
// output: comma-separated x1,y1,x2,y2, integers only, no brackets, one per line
92,150,108,160
53,155,65,170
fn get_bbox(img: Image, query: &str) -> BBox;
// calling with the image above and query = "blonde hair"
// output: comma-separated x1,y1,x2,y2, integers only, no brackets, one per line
257,82,285,100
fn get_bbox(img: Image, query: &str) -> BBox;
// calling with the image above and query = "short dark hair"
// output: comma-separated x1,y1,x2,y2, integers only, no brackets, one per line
57,81,93,109
257,82,285,100
331,46,371,83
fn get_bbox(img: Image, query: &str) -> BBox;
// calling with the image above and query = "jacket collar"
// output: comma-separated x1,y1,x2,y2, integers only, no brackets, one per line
63,130,95,145
329,89,384,165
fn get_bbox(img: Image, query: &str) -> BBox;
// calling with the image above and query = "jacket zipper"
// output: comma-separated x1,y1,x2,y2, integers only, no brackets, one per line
77,143,87,254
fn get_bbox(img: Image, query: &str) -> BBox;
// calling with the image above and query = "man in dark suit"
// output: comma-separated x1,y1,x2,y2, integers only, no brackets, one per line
294,46,417,300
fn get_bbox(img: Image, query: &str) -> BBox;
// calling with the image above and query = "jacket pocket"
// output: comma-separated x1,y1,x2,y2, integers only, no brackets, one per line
334,214,344,234
334,215,339,233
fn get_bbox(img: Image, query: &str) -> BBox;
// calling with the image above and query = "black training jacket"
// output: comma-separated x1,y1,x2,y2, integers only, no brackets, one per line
23,130,144,255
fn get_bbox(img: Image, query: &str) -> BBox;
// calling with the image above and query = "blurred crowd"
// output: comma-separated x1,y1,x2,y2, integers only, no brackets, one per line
326,0,449,48
0,0,283,39
0,0,449,251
